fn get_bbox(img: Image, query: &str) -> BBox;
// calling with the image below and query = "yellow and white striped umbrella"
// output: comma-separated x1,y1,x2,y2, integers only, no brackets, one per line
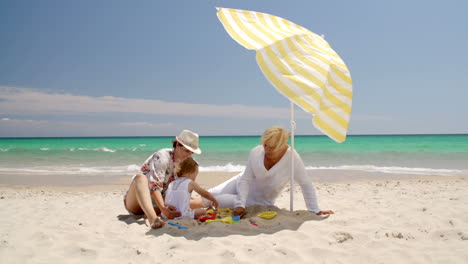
217,8,353,142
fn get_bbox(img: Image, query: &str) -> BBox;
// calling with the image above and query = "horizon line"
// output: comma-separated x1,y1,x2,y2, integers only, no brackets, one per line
1,133,467,139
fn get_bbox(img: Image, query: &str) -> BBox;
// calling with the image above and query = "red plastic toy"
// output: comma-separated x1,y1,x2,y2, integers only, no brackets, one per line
196,212,217,222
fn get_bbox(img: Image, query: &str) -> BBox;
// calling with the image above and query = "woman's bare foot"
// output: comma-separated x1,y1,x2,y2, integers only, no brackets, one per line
316,210,334,215
144,216,165,229
151,217,165,229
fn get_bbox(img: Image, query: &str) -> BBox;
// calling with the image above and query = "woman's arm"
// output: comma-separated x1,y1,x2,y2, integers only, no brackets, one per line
292,149,322,213
232,150,257,217
148,151,169,186
146,150,181,219
150,190,181,219
234,153,255,209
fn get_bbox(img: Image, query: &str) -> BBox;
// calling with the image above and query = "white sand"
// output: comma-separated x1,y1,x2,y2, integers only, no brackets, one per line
1,175,468,263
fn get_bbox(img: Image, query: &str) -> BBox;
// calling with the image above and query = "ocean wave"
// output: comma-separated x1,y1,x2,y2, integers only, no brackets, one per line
99,147,116,153
0,166,131,175
78,167,125,173
0,168,52,173
0,164,245,175
1,147,130,153
0,164,466,177
199,163,245,172
0,147,27,152
127,164,140,171
69,147,117,153
306,165,464,176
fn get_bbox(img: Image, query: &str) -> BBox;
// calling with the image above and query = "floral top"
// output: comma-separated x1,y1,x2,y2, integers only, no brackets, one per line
140,148,177,194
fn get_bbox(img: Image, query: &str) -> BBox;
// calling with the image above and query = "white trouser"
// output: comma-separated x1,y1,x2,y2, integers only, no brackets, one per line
202,172,242,208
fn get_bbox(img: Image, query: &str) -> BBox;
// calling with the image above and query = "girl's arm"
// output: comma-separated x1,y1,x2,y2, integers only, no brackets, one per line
190,181,219,208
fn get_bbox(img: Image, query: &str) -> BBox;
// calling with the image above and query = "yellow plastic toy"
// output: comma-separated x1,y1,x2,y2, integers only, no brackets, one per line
217,208,232,216
205,216,240,224
257,211,277,219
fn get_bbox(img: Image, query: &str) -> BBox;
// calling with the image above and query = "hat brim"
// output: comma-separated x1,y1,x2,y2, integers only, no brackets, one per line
176,137,202,154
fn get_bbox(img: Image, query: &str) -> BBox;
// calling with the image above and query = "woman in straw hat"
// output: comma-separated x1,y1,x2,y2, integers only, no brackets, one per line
123,129,202,228
204,126,333,218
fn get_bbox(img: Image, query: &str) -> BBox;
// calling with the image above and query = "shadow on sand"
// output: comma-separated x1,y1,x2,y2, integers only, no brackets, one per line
118,205,330,241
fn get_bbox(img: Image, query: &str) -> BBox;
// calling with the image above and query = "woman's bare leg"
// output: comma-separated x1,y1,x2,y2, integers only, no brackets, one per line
125,173,164,228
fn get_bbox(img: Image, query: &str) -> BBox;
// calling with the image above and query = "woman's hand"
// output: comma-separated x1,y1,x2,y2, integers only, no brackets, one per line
233,207,246,218
162,205,181,219
316,210,334,215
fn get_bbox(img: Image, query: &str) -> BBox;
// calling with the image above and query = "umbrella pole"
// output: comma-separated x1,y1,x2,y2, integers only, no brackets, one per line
290,101,295,211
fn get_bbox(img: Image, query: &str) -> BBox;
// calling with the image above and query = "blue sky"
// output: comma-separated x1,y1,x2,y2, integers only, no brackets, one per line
1,0,467,138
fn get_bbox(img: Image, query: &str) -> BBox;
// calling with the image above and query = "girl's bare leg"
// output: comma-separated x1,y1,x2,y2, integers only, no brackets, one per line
190,193,204,209
125,174,164,228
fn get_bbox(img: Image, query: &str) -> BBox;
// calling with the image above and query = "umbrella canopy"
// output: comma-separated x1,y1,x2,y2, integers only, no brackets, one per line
216,7,352,142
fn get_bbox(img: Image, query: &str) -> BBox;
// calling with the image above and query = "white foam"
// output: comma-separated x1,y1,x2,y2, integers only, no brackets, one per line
0,164,465,177
199,163,245,172
0,168,51,173
0,166,133,175
127,164,140,171
96,147,116,153
78,167,123,173
40,148,50,151
69,147,117,152
306,165,465,176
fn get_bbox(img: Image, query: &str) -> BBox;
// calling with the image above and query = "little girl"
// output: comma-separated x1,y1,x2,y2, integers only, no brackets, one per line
162,157,218,219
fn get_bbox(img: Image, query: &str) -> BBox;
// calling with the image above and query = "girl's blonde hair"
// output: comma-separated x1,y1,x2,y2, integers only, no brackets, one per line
261,126,290,152
176,157,198,177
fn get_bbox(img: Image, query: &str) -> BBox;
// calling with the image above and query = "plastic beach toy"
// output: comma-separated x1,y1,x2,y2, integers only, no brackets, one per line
217,208,232,216
196,212,217,222
257,211,277,219
206,215,240,224
167,222,188,229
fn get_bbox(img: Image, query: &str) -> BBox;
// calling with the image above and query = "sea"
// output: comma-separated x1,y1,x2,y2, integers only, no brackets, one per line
1,134,468,182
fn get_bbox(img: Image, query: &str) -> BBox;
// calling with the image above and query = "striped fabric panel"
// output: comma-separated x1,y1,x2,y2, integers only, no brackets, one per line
217,8,352,143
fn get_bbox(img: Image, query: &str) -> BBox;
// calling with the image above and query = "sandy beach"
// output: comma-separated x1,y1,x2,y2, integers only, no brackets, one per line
1,172,467,264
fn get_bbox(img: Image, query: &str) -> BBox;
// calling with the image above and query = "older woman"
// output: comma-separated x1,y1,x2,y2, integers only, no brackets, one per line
124,129,202,228
206,126,333,217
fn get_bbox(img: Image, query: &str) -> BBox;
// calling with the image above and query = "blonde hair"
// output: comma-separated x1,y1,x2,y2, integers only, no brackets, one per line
261,126,290,152
176,157,198,177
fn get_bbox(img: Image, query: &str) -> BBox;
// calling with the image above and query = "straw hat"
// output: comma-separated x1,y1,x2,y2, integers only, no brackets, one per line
176,130,202,154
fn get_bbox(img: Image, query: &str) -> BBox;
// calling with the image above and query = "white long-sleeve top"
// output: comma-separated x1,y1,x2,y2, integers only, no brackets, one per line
235,145,321,213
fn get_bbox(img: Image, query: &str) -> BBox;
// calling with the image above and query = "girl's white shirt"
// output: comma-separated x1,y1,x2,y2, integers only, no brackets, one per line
163,177,194,219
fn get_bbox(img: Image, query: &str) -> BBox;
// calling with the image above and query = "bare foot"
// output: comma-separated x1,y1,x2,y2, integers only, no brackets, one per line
316,210,334,215
233,207,247,218
151,217,165,229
